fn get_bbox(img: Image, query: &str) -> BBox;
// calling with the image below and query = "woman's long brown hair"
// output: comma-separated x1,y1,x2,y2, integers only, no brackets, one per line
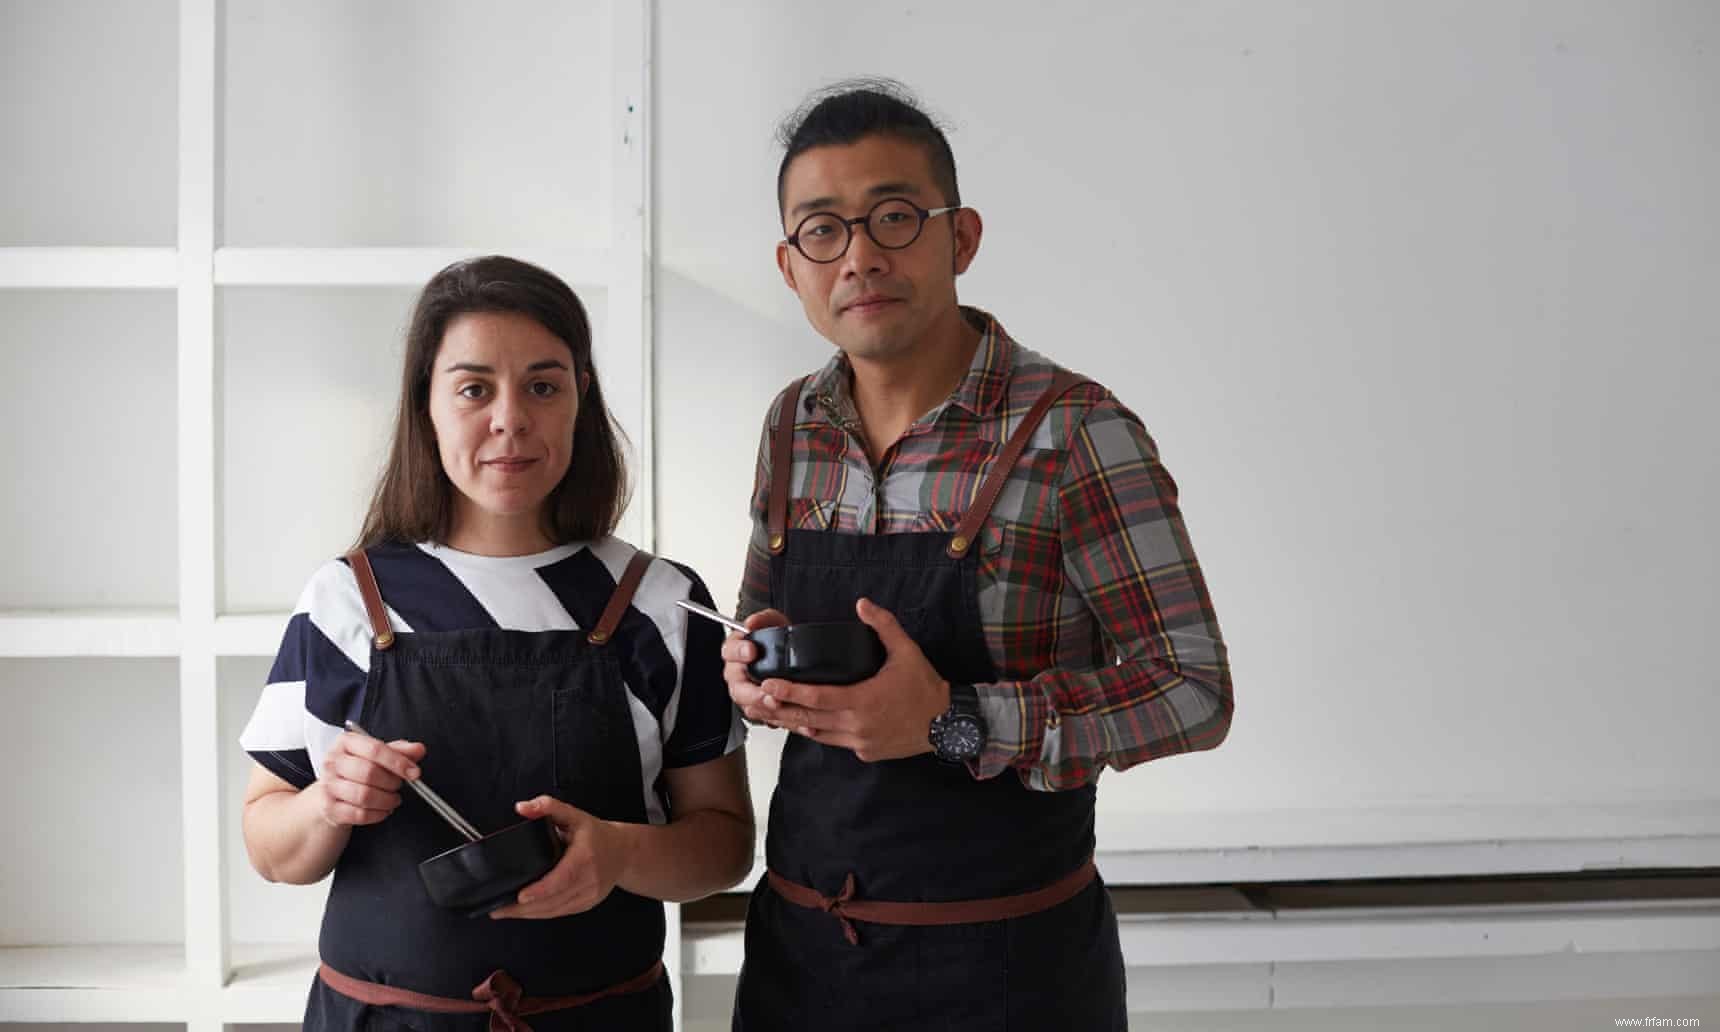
353,256,629,551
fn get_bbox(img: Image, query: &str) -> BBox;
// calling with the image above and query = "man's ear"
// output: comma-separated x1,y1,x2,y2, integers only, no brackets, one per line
952,207,984,276
776,240,799,292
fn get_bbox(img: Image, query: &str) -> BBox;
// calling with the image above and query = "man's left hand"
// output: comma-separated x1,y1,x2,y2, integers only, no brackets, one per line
756,597,949,763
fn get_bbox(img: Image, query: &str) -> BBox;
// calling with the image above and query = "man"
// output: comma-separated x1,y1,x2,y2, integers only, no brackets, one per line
721,81,1234,1030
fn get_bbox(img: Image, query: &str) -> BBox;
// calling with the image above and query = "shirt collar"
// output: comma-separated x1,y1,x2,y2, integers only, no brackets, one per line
805,306,1017,428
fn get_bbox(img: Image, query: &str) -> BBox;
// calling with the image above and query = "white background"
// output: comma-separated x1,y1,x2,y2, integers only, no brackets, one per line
654,0,1720,851
2,0,1716,1027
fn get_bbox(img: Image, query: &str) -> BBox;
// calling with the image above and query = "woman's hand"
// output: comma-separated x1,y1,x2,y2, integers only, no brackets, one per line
490,795,638,920
313,731,427,829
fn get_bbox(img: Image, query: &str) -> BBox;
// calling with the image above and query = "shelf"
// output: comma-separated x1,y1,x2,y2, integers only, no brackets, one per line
0,0,177,249
213,246,611,288
0,612,179,657
220,1,610,249
0,248,178,289
216,284,416,612
223,942,319,1023
0,944,314,1022
0,945,188,1022
214,614,293,657
0,659,185,949
0,289,178,610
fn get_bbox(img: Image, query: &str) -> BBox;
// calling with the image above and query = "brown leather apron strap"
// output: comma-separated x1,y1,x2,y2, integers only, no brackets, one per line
766,856,1098,946
318,959,664,1031
946,370,1092,558
765,376,809,556
587,548,654,645
344,548,395,650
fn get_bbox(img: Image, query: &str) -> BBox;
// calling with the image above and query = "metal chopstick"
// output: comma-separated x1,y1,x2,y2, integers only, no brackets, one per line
344,720,482,842
674,598,752,635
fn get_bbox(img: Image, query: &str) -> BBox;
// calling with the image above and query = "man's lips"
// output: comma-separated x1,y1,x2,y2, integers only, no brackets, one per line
842,295,901,315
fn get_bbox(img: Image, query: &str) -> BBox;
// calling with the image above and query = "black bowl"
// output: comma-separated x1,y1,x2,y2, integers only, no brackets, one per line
748,621,885,686
417,816,562,918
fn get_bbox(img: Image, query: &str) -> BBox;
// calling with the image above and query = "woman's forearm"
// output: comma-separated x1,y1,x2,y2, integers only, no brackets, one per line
610,806,755,903
242,782,353,885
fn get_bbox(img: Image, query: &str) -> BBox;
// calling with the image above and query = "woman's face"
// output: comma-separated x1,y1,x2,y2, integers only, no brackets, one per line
427,311,582,548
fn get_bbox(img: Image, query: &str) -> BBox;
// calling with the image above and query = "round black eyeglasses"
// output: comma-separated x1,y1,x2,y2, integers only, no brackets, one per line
784,197,960,264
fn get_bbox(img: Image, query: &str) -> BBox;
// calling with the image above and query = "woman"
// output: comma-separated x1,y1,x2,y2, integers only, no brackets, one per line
238,256,753,1030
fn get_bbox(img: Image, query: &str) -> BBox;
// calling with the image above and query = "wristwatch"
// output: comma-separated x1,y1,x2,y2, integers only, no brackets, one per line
928,682,986,762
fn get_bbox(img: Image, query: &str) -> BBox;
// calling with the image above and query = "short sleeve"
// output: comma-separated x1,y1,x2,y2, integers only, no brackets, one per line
662,562,746,768
238,559,375,789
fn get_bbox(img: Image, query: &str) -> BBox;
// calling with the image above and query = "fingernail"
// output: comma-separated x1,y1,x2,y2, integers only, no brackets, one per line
519,893,536,904
406,767,420,779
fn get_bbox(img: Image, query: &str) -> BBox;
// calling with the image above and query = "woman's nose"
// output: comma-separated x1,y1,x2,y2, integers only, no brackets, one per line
491,390,530,434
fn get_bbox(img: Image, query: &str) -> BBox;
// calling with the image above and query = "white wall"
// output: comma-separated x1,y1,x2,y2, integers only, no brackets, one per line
654,0,1720,857
2,1,1717,1026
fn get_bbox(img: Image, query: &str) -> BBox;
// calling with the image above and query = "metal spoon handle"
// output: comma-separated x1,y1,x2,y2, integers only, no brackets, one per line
674,598,751,635
344,720,482,842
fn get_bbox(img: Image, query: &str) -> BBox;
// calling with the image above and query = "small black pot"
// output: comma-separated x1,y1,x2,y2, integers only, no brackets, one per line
748,621,886,686
417,816,562,918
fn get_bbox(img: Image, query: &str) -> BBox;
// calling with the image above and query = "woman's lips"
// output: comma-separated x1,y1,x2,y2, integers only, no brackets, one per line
483,458,538,474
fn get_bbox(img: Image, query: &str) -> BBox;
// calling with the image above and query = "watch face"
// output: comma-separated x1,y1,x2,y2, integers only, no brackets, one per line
936,714,984,760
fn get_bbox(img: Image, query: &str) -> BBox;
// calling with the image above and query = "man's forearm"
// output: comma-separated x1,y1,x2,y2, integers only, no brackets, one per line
974,657,1233,791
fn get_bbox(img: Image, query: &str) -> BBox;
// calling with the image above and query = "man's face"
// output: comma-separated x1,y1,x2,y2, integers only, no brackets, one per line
776,134,978,365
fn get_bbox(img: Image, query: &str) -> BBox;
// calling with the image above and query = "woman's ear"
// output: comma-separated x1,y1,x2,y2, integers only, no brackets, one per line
580,369,592,397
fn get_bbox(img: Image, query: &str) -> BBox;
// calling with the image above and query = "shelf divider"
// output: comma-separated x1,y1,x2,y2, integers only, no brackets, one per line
177,0,228,995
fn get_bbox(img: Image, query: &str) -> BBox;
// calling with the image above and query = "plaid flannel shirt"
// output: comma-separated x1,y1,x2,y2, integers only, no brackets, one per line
738,308,1233,790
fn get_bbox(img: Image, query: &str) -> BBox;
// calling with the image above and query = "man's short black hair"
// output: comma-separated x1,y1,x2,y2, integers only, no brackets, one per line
776,78,960,219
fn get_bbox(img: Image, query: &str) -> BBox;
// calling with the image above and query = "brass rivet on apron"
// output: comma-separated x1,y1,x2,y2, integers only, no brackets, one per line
374,631,395,650
949,535,969,554
769,533,785,551
587,630,609,644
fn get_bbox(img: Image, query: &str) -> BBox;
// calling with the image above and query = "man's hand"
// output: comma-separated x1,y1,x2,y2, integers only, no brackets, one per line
489,795,637,920
752,597,950,763
721,608,790,722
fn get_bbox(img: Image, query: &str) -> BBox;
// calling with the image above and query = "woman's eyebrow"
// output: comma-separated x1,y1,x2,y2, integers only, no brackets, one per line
442,359,570,373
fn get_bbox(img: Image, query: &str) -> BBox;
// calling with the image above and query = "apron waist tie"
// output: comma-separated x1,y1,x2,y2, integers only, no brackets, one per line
317,958,663,1031
766,856,1097,945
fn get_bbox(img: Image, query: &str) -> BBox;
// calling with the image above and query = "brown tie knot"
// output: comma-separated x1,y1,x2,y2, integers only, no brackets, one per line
472,969,531,1032
820,873,862,946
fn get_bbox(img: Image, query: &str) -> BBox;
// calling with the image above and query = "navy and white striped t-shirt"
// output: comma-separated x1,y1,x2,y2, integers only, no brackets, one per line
238,537,745,825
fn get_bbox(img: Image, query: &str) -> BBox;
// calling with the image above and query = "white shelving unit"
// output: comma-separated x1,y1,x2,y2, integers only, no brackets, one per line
1,0,653,1027
6,3,1716,1028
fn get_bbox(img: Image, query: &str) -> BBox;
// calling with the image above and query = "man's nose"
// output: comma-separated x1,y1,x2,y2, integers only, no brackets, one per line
841,222,891,277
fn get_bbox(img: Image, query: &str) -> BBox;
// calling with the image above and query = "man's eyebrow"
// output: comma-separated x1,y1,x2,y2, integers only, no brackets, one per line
788,182,925,220
789,195,838,219
866,181,921,200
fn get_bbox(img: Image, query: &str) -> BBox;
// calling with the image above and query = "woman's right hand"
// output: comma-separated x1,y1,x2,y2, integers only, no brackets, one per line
720,608,789,724
314,732,427,828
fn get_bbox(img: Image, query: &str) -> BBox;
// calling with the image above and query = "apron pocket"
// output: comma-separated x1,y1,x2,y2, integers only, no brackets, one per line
551,656,648,823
